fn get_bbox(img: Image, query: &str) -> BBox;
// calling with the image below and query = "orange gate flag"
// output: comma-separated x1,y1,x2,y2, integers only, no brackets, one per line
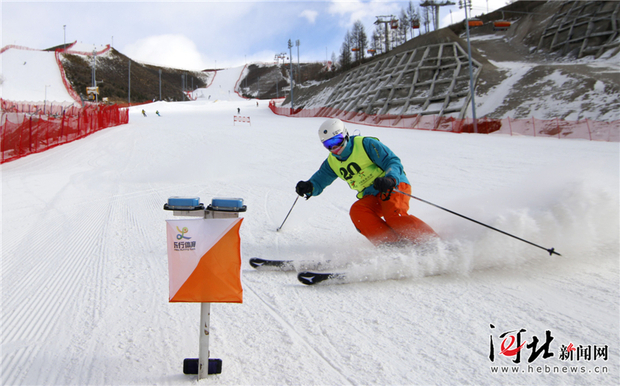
167,217,244,303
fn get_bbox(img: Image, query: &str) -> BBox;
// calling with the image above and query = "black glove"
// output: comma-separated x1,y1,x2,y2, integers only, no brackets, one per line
373,177,396,193
296,180,313,197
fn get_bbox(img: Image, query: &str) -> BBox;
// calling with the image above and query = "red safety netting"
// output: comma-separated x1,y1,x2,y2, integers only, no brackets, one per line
268,101,619,142
0,99,82,116
1,100,129,163
55,50,83,103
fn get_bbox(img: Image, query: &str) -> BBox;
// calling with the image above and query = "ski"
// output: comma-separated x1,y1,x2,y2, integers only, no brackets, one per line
250,257,337,272
297,271,346,285
249,257,294,271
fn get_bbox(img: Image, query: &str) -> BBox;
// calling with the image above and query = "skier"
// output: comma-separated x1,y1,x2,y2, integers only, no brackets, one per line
296,118,438,247
156,110,161,117
141,109,147,117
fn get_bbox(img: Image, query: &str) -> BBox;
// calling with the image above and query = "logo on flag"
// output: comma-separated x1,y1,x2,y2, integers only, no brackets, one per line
173,226,196,251
176,226,191,239
166,218,243,303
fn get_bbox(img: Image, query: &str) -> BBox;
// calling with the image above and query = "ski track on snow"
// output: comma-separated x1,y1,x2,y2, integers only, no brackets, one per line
243,280,356,384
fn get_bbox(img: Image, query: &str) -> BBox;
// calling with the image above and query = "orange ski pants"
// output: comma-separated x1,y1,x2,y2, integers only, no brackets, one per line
350,182,438,246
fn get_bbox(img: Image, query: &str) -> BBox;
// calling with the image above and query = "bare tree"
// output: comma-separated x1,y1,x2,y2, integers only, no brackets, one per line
339,31,353,70
406,1,420,38
351,20,368,63
399,9,410,43
421,5,432,34
372,25,385,54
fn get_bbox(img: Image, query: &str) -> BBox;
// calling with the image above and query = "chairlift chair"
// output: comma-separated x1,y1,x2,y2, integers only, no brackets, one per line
493,20,511,31
467,18,483,27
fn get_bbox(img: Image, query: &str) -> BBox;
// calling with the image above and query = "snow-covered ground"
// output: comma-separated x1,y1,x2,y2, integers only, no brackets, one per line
188,66,247,102
470,33,620,122
0,48,77,104
2,55,619,385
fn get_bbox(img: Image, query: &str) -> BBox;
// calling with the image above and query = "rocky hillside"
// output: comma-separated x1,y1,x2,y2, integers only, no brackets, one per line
237,62,334,100
60,48,209,104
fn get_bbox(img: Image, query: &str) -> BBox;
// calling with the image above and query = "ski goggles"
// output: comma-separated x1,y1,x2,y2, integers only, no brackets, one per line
322,133,346,150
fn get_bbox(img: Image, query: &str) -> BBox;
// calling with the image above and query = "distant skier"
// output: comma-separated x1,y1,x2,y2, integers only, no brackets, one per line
142,109,147,117
156,110,161,117
296,118,438,247
237,108,241,114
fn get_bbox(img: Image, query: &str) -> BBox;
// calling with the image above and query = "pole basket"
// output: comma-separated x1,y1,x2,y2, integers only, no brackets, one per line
183,358,222,375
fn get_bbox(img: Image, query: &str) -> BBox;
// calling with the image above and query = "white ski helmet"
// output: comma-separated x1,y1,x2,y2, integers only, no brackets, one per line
318,118,349,152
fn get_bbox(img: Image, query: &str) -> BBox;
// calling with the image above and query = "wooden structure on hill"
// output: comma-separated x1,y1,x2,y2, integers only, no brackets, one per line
318,42,481,120
537,0,620,58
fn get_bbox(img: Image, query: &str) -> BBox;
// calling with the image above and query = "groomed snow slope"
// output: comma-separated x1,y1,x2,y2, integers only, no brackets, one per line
0,48,77,104
188,66,248,102
2,69,619,385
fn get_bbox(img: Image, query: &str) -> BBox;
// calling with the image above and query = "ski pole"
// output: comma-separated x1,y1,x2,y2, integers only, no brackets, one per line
277,195,300,232
393,188,561,256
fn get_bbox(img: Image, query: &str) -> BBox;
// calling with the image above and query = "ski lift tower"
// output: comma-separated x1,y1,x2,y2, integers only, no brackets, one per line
374,15,397,53
274,52,288,64
459,0,478,133
420,0,455,31
274,52,288,99
288,39,294,112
